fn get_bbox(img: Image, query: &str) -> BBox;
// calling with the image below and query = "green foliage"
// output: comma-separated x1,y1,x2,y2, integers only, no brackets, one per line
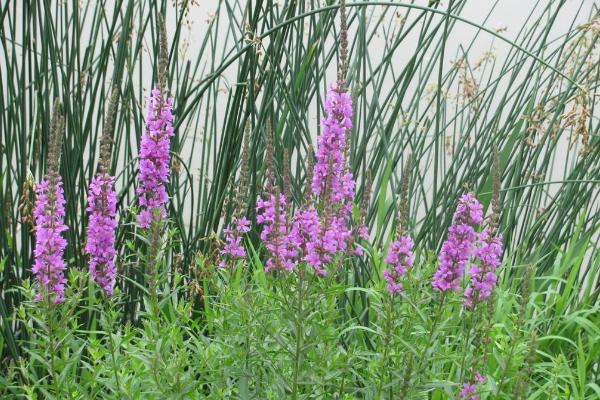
2,236,598,398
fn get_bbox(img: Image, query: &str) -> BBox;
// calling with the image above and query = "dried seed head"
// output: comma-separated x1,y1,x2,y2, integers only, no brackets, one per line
304,144,315,202
158,13,169,92
264,118,276,191
234,121,252,215
563,90,591,156
99,86,119,172
490,147,501,235
360,170,373,226
47,99,64,179
19,169,36,231
397,154,412,236
519,264,535,323
283,148,292,204
337,0,349,89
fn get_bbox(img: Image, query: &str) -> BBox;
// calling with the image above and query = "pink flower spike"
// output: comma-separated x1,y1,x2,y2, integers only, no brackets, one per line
432,193,483,293
33,177,68,303
219,216,251,268
383,234,414,295
137,87,175,228
86,173,118,296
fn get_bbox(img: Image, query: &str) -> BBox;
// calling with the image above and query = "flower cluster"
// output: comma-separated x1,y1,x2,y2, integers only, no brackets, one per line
432,193,483,292
137,88,175,228
33,177,68,303
256,194,296,272
311,87,354,203
464,229,504,308
289,206,320,258
86,173,118,296
303,212,354,275
219,217,251,268
383,235,415,294
294,85,360,275
459,372,486,399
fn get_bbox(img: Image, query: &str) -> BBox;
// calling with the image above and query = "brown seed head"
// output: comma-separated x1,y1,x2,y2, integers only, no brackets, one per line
283,148,292,204
337,0,349,90
397,154,412,236
158,13,169,92
264,118,276,192
99,86,119,173
47,99,65,180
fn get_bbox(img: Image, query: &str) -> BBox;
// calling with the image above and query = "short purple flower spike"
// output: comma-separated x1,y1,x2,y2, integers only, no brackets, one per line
33,177,68,303
383,235,414,294
256,194,297,272
86,173,118,295
432,193,483,293
464,229,503,308
219,217,251,268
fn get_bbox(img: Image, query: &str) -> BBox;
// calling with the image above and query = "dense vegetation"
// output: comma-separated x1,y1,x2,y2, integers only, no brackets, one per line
0,0,599,398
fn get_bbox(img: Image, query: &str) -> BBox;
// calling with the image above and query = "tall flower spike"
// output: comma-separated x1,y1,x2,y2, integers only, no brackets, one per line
302,1,356,275
138,15,173,294
86,87,119,295
220,122,252,268
256,120,297,272
383,156,414,294
257,193,296,272
465,153,504,307
432,192,483,293
137,21,175,230
33,100,68,303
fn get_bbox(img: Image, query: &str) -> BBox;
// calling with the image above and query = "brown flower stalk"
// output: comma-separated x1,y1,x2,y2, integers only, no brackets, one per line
397,154,412,236
337,0,349,89
99,86,119,173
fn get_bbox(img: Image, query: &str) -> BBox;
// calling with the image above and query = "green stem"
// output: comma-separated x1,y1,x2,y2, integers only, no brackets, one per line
413,293,447,378
377,294,395,397
459,309,475,382
291,270,306,399
104,297,124,397
45,296,60,397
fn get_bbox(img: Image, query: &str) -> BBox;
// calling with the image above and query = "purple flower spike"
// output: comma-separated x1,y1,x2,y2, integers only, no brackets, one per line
86,173,118,296
464,229,503,308
219,217,251,268
300,85,361,274
137,87,175,228
454,192,484,226
256,194,297,272
383,235,414,294
311,87,354,201
33,177,68,303
432,193,482,293
460,372,486,399
459,383,479,400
